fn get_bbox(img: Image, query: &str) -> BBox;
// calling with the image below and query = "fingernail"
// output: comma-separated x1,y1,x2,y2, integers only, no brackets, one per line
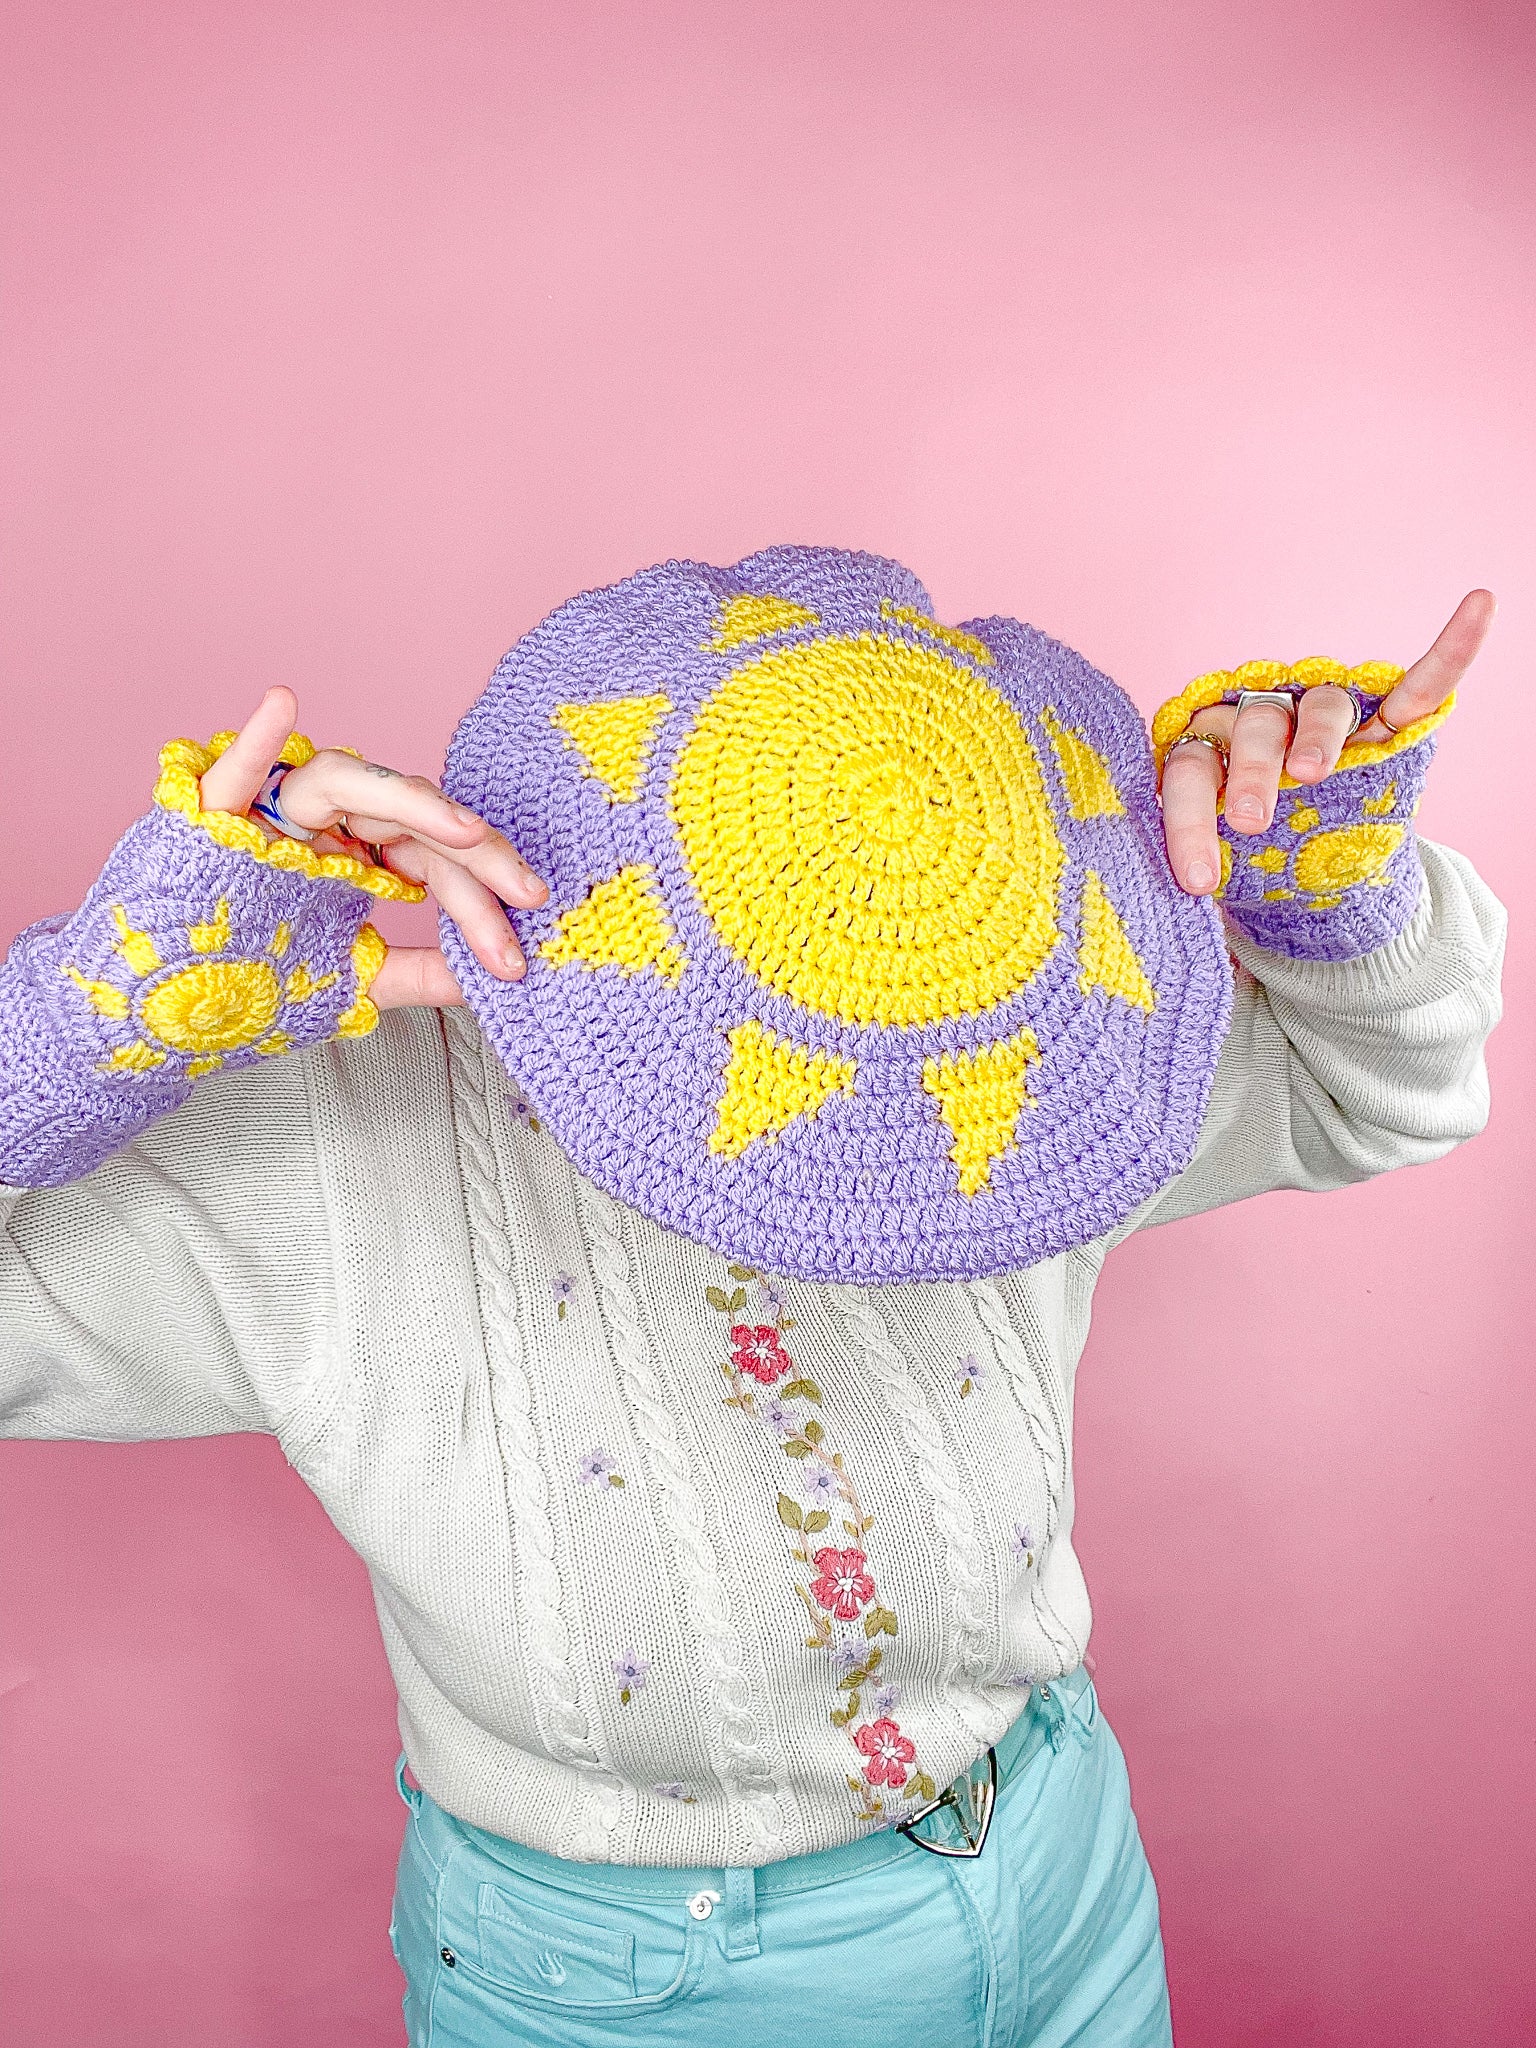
452,803,480,825
1291,748,1323,772
1230,795,1264,823
1186,859,1215,892
502,947,525,978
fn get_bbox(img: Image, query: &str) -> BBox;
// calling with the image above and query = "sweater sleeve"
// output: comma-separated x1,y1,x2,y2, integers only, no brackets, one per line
1134,837,1505,1231
0,1043,344,1440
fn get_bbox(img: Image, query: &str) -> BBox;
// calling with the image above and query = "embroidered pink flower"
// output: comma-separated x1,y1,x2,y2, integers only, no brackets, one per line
855,1716,917,1789
731,1323,793,1385
809,1546,875,1620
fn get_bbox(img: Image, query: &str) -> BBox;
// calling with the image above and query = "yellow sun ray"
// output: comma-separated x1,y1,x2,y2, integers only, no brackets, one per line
880,600,995,668
1248,847,1289,872
63,966,130,1019
187,899,231,954
551,695,671,803
111,906,161,975
710,1021,856,1159
1039,707,1126,821
1078,871,1155,1013
98,1041,166,1073
283,963,339,1004
1361,782,1397,817
706,594,820,651
922,1031,1040,1197
1287,804,1321,834
268,922,293,956
540,865,685,983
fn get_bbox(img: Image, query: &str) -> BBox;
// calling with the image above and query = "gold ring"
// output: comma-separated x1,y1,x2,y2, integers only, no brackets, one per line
1162,729,1229,783
1374,700,1403,736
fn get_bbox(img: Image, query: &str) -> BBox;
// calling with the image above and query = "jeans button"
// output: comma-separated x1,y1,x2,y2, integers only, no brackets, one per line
440,1947,457,1967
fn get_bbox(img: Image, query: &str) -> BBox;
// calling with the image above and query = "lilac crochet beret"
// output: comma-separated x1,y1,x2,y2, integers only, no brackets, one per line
441,547,1233,1283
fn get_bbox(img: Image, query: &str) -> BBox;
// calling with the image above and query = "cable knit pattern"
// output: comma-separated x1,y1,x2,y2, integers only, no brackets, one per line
0,842,1504,1863
579,1180,800,1858
444,1008,621,1860
828,1284,1007,1748
1,800,384,1189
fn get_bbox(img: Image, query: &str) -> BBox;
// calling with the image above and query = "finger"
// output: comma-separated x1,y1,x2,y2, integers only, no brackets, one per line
280,752,484,851
1285,686,1358,783
348,806,548,911
418,850,527,980
370,946,465,1010
1160,715,1229,893
1223,697,1293,834
1361,588,1495,739
198,687,298,814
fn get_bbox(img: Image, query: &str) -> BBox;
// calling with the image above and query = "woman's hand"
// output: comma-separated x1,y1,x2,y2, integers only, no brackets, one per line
1161,590,1495,895
199,686,548,1008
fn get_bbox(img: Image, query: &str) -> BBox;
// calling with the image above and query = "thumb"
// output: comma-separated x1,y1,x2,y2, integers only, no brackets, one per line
198,686,299,815
369,945,465,1011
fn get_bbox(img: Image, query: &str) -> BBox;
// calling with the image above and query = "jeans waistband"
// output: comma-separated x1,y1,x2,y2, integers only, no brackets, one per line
402,1666,1095,1904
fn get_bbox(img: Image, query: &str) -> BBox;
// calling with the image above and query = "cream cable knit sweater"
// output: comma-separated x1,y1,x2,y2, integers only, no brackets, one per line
0,842,1505,1865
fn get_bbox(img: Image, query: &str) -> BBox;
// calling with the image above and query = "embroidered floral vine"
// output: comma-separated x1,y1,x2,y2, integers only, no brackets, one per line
706,1264,938,1822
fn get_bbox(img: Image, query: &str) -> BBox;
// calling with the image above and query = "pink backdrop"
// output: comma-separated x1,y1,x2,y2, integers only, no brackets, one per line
2,3,1532,2041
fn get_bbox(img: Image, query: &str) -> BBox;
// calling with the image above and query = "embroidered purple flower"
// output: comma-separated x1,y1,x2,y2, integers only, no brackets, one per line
552,1271,577,1321
653,1782,697,1803
1009,1522,1034,1563
509,1091,542,1132
800,1462,842,1510
613,1648,651,1705
955,1352,985,1399
756,1277,789,1320
761,1395,798,1436
870,1681,902,1716
830,1636,869,1679
1005,1671,1036,1690
578,1448,625,1489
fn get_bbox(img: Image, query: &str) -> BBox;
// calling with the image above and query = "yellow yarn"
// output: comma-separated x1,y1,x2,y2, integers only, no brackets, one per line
112,906,161,976
707,594,820,650
540,865,686,984
1039,708,1126,821
1362,782,1397,817
187,898,232,954
138,960,284,1053
1150,660,1452,786
98,1041,166,1073
1248,847,1289,873
922,1032,1040,1197
63,967,129,1020
709,1021,856,1159
879,601,995,669
185,1054,224,1078
669,634,1065,1028
153,734,426,902
1287,805,1321,834
268,921,292,956
283,962,339,1004
1293,823,1404,897
1215,840,1232,898
551,695,671,803
1078,871,1156,1013
336,923,388,1038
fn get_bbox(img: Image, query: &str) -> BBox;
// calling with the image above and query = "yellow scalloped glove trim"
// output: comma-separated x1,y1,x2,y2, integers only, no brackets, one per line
153,733,427,903
1151,659,1454,786
335,923,388,1037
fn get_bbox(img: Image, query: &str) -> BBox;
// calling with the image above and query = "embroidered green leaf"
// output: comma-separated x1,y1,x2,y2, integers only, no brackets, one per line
865,1647,884,1672
802,1509,830,1533
847,1776,865,1795
620,1686,632,1705
838,1667,870,1691
529,1115,542,1133
803,1417,824,1445
776,1493,804,1530
725,1287,747,1312
829,1702,853,1727
705,1286,730,1311
907,1771,937,1804
783,1438,811,1459
727,1263,758,1281
959,1377,971,1398
608,1474,625,1488
864,1605,898,1639
860,1515,875,1534
842,1521,861,1539
556,1300,567,1321
780,1375,822,1404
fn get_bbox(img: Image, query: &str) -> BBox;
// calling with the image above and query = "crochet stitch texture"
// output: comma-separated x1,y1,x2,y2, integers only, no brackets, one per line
441,546,1234,1283
0,737,396,1188
1152,660,1451,962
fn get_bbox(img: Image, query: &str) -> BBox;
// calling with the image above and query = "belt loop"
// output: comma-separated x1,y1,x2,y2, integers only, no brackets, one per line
394,1755,424,1814
723,1867,760,1959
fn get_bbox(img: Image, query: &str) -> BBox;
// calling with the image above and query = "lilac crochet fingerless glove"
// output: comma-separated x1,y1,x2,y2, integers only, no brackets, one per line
0,733,424,1189
1153,659,1455,963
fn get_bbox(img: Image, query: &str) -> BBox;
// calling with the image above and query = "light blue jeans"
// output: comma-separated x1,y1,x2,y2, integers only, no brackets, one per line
390,1671,1172,2047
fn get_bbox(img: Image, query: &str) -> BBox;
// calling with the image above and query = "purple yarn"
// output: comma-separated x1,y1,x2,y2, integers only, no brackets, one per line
1215,700,1434,961
441,546,1234,1283
1,805,373,1189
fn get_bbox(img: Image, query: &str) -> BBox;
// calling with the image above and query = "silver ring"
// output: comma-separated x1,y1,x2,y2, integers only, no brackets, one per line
1233,687,1300,733
249,764,314,842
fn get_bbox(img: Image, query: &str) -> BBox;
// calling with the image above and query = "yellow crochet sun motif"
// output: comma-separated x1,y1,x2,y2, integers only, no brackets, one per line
543,618,1155,1197
63,901,381,1077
